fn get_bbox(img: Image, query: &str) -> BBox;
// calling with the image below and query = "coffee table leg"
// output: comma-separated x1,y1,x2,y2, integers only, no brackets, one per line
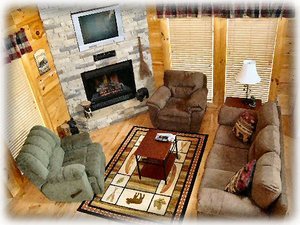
175,136,179,159
163,160,167,184
135,155,141,180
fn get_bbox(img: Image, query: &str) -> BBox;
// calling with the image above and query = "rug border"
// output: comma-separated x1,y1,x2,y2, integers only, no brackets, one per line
78,125,138,210
178,133,208,220
78,125,208,221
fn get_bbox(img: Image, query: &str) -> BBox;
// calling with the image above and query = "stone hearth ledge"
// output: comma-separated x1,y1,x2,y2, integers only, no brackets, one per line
75,99,148,131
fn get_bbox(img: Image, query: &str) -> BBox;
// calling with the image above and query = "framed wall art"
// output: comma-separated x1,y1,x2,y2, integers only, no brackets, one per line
34,49,50,75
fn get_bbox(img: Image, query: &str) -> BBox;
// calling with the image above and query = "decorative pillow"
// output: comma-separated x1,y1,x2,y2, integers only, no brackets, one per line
225,159,256,195
232,110,257,143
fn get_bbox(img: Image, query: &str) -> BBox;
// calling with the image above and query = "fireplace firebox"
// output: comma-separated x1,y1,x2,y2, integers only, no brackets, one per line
81,60,136,111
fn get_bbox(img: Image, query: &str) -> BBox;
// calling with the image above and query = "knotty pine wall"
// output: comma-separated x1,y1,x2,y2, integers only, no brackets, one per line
269,18,295,115
147,7,295,115
7,7,70,132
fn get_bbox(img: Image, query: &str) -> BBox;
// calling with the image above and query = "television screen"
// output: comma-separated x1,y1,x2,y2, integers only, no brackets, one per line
72,5,124,51
79,10,119,45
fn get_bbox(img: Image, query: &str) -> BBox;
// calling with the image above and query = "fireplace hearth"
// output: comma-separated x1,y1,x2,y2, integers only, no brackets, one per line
81,60,136,111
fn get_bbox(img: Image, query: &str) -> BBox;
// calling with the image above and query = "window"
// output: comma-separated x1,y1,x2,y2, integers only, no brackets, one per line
225,18,278,102
7,59,44,158
168,17,214,101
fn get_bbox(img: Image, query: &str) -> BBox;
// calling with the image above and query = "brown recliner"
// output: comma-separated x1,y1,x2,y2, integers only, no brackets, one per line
147,70,208,133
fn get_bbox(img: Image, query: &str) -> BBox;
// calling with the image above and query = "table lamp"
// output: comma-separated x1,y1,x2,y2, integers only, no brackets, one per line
236,60,261,104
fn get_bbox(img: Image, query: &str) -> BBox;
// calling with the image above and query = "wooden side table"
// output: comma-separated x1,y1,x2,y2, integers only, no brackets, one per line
225,97,262,110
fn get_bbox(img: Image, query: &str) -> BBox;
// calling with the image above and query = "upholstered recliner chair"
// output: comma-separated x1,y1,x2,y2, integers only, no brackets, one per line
147,70,208,132
16,125,106,202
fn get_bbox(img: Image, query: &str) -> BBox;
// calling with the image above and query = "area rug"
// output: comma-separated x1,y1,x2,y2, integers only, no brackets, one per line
78,126,208,222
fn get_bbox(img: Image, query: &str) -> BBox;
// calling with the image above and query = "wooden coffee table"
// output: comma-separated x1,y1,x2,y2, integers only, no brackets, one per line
134,129,178,184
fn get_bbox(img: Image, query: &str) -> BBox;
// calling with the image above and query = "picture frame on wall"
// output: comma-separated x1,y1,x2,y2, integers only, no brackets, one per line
34,49,50,75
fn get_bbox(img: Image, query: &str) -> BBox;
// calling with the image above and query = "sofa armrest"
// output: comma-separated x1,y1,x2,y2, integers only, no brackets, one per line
218,105,251,126
61,132,92,151
48,164,86,183
198,188,267,218
146,86,171,110
187,87,208,111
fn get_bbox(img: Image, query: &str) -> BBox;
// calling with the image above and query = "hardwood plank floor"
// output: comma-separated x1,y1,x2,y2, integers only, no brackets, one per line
7,106,294,219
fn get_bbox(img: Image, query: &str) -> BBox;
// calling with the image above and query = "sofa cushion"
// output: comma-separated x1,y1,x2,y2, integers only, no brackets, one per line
215,125,250,149
248,125,280,161
164,70,206,98
251,152,282,209
205,143,248,172
24,136,53,163
225,159,256,195
232,111,257,143
61,132,92,152
63,147,88,166
31,125,61,147
159,98,190,118
48,164,86,183
158,97,191,130
218,106,248,127
201,168,235,190
29,129,59,149
48,147,65,176
198,188,267,217
170,86,195,99
253,102,279,139
63,144,106,193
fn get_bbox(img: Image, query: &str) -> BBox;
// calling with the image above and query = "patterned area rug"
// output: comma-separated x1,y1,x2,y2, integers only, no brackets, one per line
78,126,208,222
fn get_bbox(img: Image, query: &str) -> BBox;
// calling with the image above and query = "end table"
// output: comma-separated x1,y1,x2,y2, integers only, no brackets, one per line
225,97,262,110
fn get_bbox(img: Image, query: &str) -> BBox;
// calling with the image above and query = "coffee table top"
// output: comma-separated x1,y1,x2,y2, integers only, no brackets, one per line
134,129,175,161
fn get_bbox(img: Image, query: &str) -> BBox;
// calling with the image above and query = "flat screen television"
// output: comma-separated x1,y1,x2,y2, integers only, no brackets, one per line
71,5,124,52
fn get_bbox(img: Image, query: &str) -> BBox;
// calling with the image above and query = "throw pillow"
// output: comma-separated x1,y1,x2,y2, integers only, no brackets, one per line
232,110,257,143
225,159,256,195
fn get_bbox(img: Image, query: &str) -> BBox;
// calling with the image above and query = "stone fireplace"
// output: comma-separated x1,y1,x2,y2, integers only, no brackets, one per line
81,60,136,111
39,5,155,131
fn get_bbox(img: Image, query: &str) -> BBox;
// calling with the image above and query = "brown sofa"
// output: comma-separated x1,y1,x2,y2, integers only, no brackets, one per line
198,102,288,217
147,70,208,132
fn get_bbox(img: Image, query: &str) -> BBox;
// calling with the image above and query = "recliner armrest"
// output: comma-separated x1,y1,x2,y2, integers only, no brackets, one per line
187,87,208,111
146,86,171,110
61,132,92,151
48,164,86,183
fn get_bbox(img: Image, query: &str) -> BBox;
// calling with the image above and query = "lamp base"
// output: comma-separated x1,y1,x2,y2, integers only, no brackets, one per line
242,98,256,108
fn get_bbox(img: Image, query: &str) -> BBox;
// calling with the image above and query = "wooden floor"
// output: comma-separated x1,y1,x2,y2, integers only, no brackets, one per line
7,106,294,219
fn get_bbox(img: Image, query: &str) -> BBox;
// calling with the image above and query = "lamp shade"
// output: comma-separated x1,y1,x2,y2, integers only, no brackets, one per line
236,60,261,84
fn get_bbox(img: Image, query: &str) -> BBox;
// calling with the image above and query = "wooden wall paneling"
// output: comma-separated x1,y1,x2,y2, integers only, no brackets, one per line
20,42,54,130
213,17,227,106
147,7,164,88
269,18,286,101
43,84,70,129
10,7,39,26
9,7,70,132
160,18,171,71
278,19,294,115
269,18,295,115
